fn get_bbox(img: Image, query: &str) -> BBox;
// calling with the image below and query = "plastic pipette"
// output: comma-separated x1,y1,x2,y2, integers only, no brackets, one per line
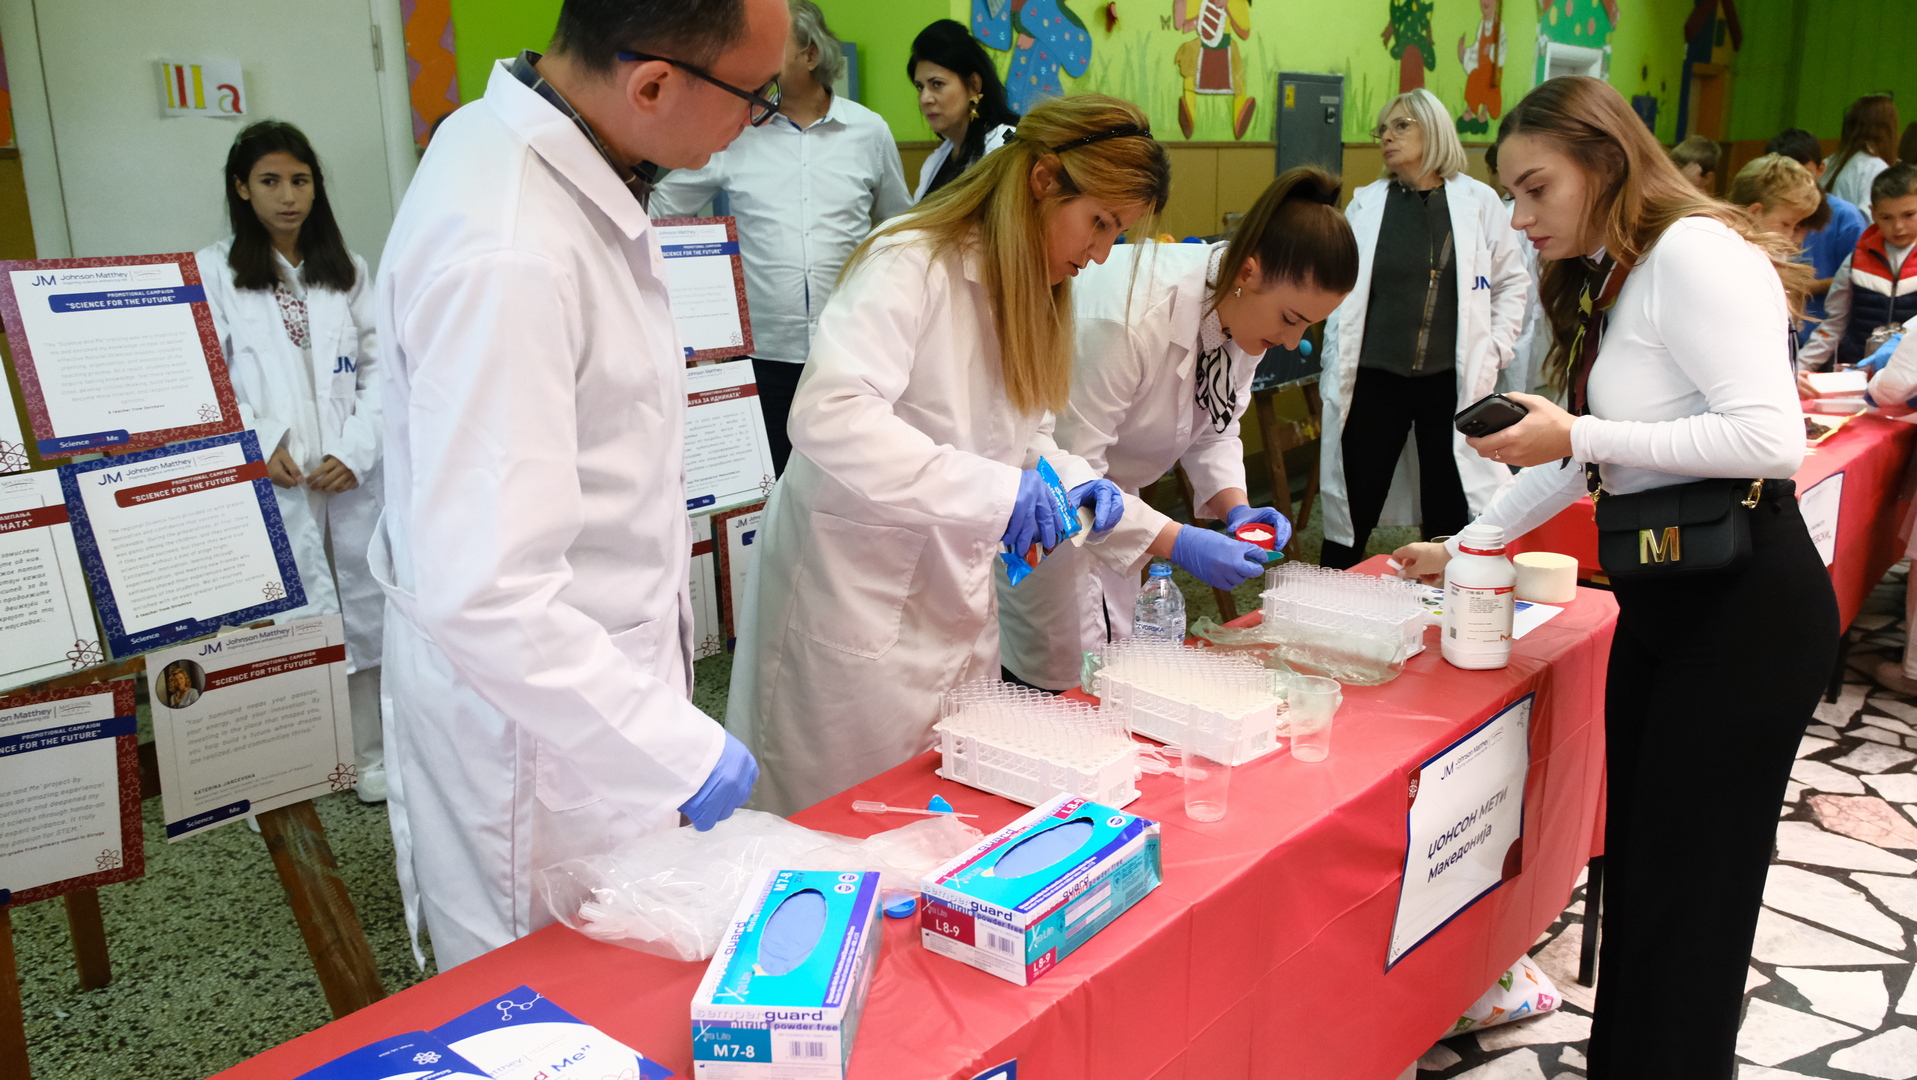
851,800,979,819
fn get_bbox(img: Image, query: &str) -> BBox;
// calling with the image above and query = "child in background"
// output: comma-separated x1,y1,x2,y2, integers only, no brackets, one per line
1670,135,1720,194
1824,95,1899,214
1800,163,1917,372
1768,127,1870,343
1729,154,1827,249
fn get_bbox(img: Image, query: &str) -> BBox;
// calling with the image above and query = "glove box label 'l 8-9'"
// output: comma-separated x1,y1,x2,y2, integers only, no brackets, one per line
691,869,883,1079
919,794,1162,985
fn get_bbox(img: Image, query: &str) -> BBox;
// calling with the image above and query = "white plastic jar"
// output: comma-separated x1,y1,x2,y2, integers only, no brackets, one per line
1442,523,1515,670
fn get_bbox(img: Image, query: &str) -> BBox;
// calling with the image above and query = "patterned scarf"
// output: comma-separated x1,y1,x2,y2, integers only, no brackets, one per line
273,283,309,349
1566,254,1629,417
1195,245,1237,433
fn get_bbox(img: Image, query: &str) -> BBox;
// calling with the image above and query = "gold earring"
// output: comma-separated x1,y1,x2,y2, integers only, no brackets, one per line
969,96,981,121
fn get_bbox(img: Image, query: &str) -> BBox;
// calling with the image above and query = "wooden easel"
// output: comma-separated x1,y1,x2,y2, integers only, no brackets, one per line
1,654,387,1077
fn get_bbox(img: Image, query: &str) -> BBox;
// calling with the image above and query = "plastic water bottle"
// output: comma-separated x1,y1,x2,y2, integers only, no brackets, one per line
1133,561,1187,642
1441,523,1515,670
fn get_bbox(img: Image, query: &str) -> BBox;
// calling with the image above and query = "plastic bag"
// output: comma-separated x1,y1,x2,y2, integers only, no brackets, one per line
535,809,982,961
1445,954,1562,1036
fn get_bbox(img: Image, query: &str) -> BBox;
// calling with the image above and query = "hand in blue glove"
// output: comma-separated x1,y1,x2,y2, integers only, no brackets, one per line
1003,469,1064,558
1225,504,1293,550
679,731,759,831
1067,479,1124,534
1170,525,1268,589
1859,332,1904,374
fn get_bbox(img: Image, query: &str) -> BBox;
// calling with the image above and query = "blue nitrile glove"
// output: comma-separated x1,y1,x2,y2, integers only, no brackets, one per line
1170,525,1268,589
1225,504,1293,550
1859,332,1904,373
1003,469,1063,558
1068,479,1125,533
679,732,759,831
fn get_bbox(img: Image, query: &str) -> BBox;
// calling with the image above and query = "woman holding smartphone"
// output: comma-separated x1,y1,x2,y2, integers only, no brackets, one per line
1396,78,1834,1079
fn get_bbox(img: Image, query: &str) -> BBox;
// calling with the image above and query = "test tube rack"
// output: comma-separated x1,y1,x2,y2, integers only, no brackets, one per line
1260,562,1430,669
934,680,1140,809
1093,640,1285,766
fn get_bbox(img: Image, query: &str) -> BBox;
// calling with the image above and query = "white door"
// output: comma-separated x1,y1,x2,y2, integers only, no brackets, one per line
3,0,414,272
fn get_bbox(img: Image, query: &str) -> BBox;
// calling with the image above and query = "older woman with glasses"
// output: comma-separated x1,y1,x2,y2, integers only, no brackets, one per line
1317,88,1529,568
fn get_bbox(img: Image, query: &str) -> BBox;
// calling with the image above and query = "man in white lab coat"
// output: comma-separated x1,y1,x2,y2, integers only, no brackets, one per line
372,0,788,968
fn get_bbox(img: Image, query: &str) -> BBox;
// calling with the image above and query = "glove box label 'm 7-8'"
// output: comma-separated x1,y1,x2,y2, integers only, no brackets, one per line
919,794,1162,985
691,869,883,1079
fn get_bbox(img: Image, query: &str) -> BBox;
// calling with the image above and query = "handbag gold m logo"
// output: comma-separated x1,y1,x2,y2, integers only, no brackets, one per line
1638,526,1681,564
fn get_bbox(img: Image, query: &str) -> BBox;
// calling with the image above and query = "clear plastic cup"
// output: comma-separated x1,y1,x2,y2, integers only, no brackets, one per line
1287,675,1343,762
1181,745,1230,822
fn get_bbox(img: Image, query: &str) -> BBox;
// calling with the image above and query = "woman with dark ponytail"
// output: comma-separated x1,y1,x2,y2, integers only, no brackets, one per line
998,167,1359,690
907,19,1020,203
194,120,387,801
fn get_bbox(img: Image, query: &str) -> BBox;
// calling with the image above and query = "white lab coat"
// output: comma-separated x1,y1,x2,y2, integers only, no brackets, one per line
997,242,1258,690
1319,174,1530,546
911,123,1015,203
727,229,1097,815
1492,197,1551,398
371,62,724,969
194,240,383,673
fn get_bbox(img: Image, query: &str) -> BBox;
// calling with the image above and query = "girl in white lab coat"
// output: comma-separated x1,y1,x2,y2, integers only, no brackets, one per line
998,167,1360,691
1318,89,1529,568
195,121,385,800
730,94,1172,814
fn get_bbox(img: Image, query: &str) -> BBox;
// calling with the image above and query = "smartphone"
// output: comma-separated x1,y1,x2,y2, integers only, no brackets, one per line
1453,393,1529,438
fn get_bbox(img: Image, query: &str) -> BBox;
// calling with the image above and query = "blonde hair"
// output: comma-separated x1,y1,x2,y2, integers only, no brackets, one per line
1497,77,1812,390
1378,89,1467,181
842,94,1169,415
1730,154,1820,217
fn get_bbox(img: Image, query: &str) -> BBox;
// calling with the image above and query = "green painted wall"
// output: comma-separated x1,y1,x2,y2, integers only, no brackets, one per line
447,0,561,105
438,0,1872,149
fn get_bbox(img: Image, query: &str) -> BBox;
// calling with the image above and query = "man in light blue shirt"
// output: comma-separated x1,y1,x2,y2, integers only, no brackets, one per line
1769,128,1869,342
653,0,911,473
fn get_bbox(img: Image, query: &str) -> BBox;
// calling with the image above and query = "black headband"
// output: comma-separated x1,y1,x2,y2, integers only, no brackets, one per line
1048,124,1153,154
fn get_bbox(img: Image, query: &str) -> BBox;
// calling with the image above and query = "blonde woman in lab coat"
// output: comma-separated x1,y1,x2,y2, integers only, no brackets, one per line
730,95,1171,814
196,121,385,800
999,167,1360,691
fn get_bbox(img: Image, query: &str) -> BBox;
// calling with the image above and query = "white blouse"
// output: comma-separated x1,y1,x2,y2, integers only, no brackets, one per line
1456,216,1804,550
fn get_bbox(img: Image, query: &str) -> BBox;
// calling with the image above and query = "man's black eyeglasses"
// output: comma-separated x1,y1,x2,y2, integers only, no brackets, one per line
616,50,781,126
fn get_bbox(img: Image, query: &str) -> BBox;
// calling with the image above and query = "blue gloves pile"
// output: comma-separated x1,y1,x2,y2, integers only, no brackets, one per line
1170,505,1291,590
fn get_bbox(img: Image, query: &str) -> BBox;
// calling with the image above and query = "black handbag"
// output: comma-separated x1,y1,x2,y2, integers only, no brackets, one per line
1591,470,1766,581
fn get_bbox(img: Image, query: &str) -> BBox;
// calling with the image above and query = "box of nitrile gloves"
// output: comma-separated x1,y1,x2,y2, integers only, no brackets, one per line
919,794,1161,985
690,869,883,1079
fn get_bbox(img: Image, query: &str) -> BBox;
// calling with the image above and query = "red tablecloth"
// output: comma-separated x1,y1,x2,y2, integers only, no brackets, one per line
1507,412,1916,629
213,560,1616,1080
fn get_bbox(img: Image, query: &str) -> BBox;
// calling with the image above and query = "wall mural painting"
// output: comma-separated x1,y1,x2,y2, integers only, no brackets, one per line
1455,0,1505,135
973,0,1095,116
1173,0,1257,140
1382,0,1437,94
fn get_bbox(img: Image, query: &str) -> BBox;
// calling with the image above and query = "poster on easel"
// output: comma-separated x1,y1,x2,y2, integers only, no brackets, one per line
713,501,765,647
60,430,304,657
652,216,754,362
0,254,241,457
0,470,103,690
0,680,143,905
684,359,774,514
145,615,353,840
690,521,722,660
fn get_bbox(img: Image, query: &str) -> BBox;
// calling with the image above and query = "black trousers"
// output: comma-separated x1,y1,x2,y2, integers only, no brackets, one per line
1321,366,1470,569
753,357,804,477
1588,482,1838,1079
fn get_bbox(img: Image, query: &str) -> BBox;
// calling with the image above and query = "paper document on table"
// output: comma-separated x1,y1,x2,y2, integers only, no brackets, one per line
292,1032,491,1080
1511,601,1562,640
434,985,676,1080
0,255,239,456
146,615,353,840
0,470,103,690
1389,694,1532,968
60,430,303,656
1804,369,1868,397
684,358,774,514
1797,471,1843,567
0,681,143,904
655,217,753,362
